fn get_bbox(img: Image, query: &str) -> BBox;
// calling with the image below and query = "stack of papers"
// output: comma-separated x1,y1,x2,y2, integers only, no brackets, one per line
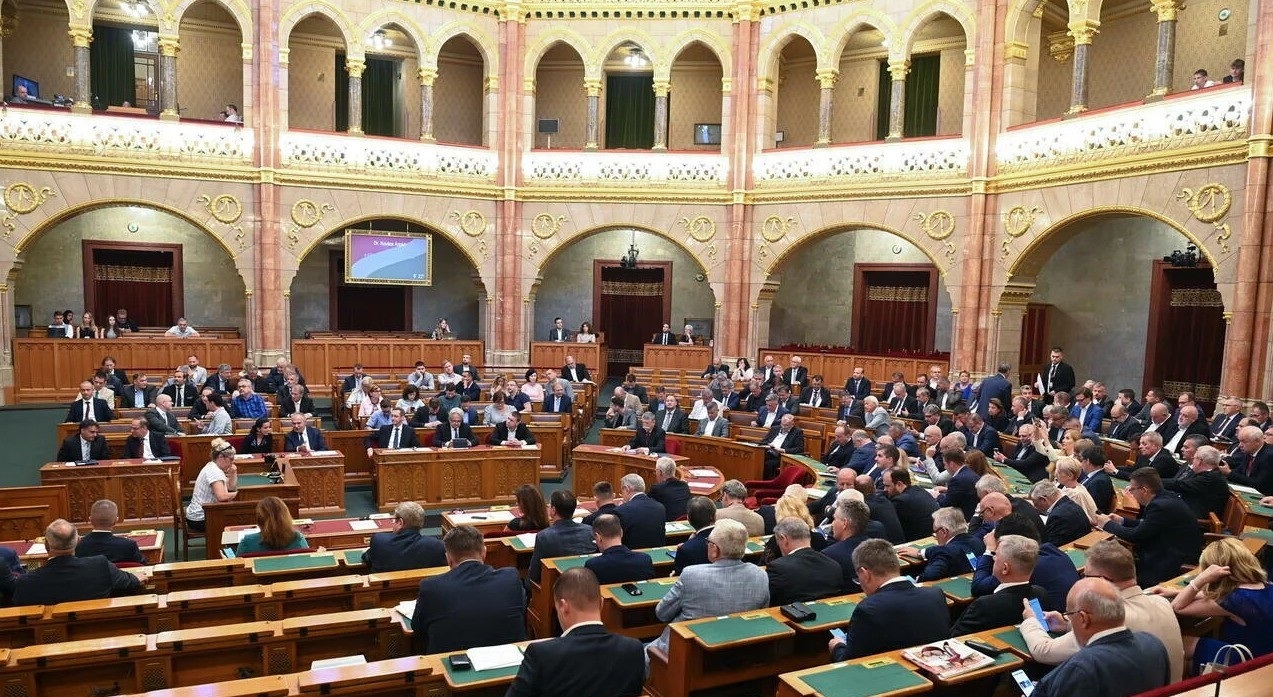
688,469,716,478
348,520,380,531
515,533,537,548
467,644,524,671
688,481,714,490
394,600,416,619
26,543,46,555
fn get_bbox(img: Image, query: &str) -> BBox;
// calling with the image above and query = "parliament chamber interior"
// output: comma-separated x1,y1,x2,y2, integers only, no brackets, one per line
1,0,1273,693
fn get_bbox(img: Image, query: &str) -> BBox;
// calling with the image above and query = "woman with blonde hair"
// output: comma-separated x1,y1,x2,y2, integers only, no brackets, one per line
185,438,238,531
237,496,309,554
1053,456,1098,520
761,486,826,563
965,449,991,477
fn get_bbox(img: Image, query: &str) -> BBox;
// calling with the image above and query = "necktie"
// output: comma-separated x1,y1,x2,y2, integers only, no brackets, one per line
84,400,94,421
812,390,820,408
176,389,184,408
390,426,400,449
1248,447,1260,476
973,431,980,448
555,397,561,412
452,428,458,441
301,431,309,449
82,439,90,460
663,412,672,431
1047,364,1057,389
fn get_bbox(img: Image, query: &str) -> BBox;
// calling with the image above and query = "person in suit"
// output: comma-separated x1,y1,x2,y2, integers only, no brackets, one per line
1,519,142,605
844,367,872,400
855,476,905,545
411,525,525,655
1140,403,1178,444
340,364,368,393
655,395,688,435
1074,446,1116,514
935,448,979,521
714,479,765,536
361,501,446,572
783,356,808,390
584,514,655,586
760,414,805,478
821,499,879,590
882,467,939,542
821,426,854,470
1163,445,1230,520
57,420,111,461
1220,425,1273,494
767,517,843,606
970,512,1080,612
434,407,476,448
809,468,856,524
1040,347,1077,401
283,413,326,453
1163,405,1209,456
489,410,537,446
697,401,731,438
528,490,597,583
66,381,114,424
651,322,675,345
118,373,158,409
829,539,951,661
673,497,716,575
581,481,619,526
123,418,171,460
975,363,1014,421
900,506,984,581
676,323,697,345
162,369,199,410
365,407,421,455
145,394,183,436
993,423,1050,482
1107,431,1176,481
614,474,667,549
547,316,568,342
950,534,1047,635
561,355,590,383
1209,397,1244,440
836,391,865,423
884,382,917,419
203,363,237,396
844,430,877,474
1030,578,1171,697
648,457,691,521
752,393,788,430
1096,467,1203,587
622,412,665,454
1029,480,1092,547
506,567,646,697
75,500,145,565
652,519,769,655
961,413,1000,458
1106,403,1143,442
1068,387,1104,434
277,384,314,418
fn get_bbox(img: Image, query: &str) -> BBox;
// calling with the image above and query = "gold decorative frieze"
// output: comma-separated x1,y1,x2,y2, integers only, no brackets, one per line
1,183,56,239
913,210,957,269
761,215,795,242
531,213,566,239
451,210,488,237
196,193,247,251
287,199,334,251
1176,183,1234,254
679,215,716,242
1001,205,1042,259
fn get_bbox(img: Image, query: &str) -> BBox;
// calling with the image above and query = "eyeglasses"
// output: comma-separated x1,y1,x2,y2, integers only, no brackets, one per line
1061,608,1086,620
1126,485,1145,492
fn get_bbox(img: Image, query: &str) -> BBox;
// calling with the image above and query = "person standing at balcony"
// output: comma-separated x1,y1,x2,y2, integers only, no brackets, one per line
1224,59,1245,84
1191,69,1217,90
224,104,241,123
548,316,568,341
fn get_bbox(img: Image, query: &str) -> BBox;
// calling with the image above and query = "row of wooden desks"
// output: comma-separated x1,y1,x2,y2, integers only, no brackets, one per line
1,530,164,569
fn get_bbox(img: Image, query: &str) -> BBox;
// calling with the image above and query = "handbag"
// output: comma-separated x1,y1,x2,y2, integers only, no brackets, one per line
1200,643,1253,676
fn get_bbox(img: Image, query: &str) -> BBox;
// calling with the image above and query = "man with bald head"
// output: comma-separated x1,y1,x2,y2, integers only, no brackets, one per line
1163,404,1208,456
1221,424,1273,493
1,519,142,604
1140,402,1177,443
760,413,804,479
145,393,183,436
1028,578,1171,697
811,467,857,523
855,474,904,544
822,426,854,470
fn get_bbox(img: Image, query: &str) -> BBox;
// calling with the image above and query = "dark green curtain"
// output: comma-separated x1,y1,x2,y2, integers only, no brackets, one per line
335,52,349,132
605,74,654,149
89,25,136,109
875,53,941,139
362,57,397,137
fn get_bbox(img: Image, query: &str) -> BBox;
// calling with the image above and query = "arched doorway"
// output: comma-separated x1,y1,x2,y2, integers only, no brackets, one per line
533,42,587,149
668,42,724,151
901,12,968,138
1,0,72,106
435,34,487,145
772,35,818,149
176,0,245,121
286,13,349,131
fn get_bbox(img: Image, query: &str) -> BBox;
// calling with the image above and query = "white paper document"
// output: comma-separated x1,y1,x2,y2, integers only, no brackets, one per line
466,644,524,671
221,526,260,544
688,469,717,478
687,481,714,490
310,655,367,670
515,532,537,548
348,520,380,531
394,600,416,619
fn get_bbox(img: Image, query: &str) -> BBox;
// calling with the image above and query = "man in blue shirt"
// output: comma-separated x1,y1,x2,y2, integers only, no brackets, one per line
231,379,268,419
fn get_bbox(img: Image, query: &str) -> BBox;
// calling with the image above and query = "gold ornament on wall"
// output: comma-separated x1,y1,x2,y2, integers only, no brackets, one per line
288,199,335,251
1001,205,1043,259
531,213,566,240
913,210,957,269
679,215,716,243
761,215,796,242
197,194,242,224
450,210,487,237
1,182,56,239
1176,183,1233,254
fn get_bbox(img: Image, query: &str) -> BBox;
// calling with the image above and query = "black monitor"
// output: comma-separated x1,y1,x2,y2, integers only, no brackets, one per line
12,75,38,99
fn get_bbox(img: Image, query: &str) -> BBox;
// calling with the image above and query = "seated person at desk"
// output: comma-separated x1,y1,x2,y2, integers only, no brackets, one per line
753,393,787,429
457,372,482,403
528,490,597,583
124,418,171,460
396,385,425,415
897,506,983,582
605,396,638,430
543,381,573,415
411,397,444,427
621,412,665,454
651,322,674,345
1163,445,1232,521
489,410,536,446
366,407,420,456
231,379,267,419
76,499,146,565
66,380,114,424
563,354,591,382
1219,425,1273,494
341,364,368,393
406,363,435,391
145,394,183,437
650,519,769,655
520,369,545,403
767,516,843,607
697,401,730,437
204,363,237,395
162,369,198,410
649,457,691,521
883,467,940,542
120,372,158,409
186,438,239,532
1028,479,1092,548
1094,467,1203,588
760,413,805,479
821,498,879,590
165,317,200,338
615,473,667,549
46,310,72,338
716,479,765,536
411,525,526,655
241,417,275,455
362,501,445,573
0,519,143,605
283,413,326,453
548,316,568,342
677,323,697,345
585,514,655,586
949,534,1046,635
237,496,309,555
278,383,314,418
969,511,1078,612
201,391,233,435
507,484,550,533
673,496,717,575
581,481,619,526
506,567,646,697
57,419,111,462
366,399,395,430
828,539,950,661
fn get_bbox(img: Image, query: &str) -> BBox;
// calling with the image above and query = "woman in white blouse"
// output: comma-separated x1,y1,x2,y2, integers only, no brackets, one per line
520,369,545,403
732,358,753,382
575,322,597,343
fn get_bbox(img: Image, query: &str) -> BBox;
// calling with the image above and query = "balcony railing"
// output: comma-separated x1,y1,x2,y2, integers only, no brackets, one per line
752,137,970,186
0,106,252,165
522,150,729,186
279,131,498,181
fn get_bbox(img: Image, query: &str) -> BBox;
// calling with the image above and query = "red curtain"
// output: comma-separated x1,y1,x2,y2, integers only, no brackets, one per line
1155,269,1224,409
856,270,933,353
599,266,665,376
93,264,172,326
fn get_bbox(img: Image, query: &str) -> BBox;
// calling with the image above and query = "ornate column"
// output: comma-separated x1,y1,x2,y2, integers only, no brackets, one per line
418,66,437,142
815,68,838,147
1066,22,1098,114
1149,0,1182,99
652,79,670,151
252,0,285,363
69,26,92,114
158,35,180,120
584,78,601,151
0,261,20,404
885,58,908,141
345,57,365,135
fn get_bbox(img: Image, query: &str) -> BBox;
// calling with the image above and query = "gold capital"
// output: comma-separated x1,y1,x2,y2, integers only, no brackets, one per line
69,26,93,48
653,80,670,97
887,59,909,82
158,36,180,57
584,79,602,97
345,58,366,78
418,67,438,86
816,69,839,90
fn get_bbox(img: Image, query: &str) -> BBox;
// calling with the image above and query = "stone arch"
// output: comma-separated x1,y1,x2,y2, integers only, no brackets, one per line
593,29,660,80
757,22,830,82
170,0,253,41
768,221,949,274
531,223,714,279
357,10,428,65
14,199,241,263
279,2,356,58
523,30,592,85
899,2,976,59
292,214,486,283
828,10,900,68
1003,0,1048,46
659,30,732,82
427,22,498,76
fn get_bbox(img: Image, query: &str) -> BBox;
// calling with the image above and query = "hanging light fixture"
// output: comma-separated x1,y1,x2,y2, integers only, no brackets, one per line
122,0,148,17
370,28,392,51
624,46,647,69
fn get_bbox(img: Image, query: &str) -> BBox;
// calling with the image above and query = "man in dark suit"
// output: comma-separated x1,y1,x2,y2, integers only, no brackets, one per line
118,373,159,409
884,383,917,419
614,474,666,549
547,317,568,342
277,384,314,418
411,525,525,655
203,364,237,396
66,381,114,424
760,414,805,478
1096,468,1203,587
673,497,716,575
810,469,856,524
1040,347,1076,402
936,449,980,521
581,481,618,526
883,467,939,542
562,356,590,383
1164,445,1232,520
767,517,843,606
505,567,645,697
340,364,367,393
1221,425,1273,494
1,519,141,605
1106,403,1143,442
75,500,145,565
1140,403,1178,445
975,363,1014,421
57,420,111,462
836,392,865,423
145,394,183,436
821,426,854,470
1165,405,1210,456
962,413,1000,458
282,413,326,453
361,501,446,572
950,534,1047,635
1029,480,1092,548
434,408,476,448
584,514,655,586
844,367,872,400
489,411,537,446
1210,397,1244,440
969,512,1078,612
821,500,879,591
994,423,1050,482
651,323,675,345
783,356,808,390
829,539,950,661
622,412,665,454
796,374,829,411
649,457,691,521
529,490,597,583
1076,446,1116,514
364,407,421,456
161,369,199,410
1031,578,1171,697
123,418,171,460
655,395,688,435
1108,431,1176,480
543,382,573,417
753,394,788,429
903,507,984,581
845,430,877,474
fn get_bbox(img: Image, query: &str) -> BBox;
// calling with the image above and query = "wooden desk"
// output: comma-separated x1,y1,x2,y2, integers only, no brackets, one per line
40,459,179,527
570,445,691,499
643,345,712,371
4,530,164,568
755,349,949,393
270,451,346,516
291,339,484,398
1229,485,1273,530
224,516,394,550
296,655,440,696
667,433,767,483
200,471,301,559
528,342,608,386
371,445,542,511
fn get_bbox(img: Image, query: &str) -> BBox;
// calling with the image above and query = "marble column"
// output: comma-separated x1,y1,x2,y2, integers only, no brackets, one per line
69,26,92,114
652,79,669,151
158,36,180,120
886,59,908,141
1066,23,1098,114
1149,0,1182,99
345,58,365,135
584,78,601,151
418,66,437,142
815,69,838,147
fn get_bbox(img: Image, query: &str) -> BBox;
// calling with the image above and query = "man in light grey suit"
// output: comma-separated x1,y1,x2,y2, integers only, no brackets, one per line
648,519,768,659
697,402,731,438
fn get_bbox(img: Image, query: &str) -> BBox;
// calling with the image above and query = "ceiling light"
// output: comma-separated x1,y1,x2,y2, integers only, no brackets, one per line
370,29,392,50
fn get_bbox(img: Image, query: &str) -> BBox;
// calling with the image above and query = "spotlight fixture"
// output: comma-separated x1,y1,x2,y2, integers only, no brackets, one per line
620,232,640,269
370,29,392,50
1163,243,1199,268
122,0,147,17
624,46,648,69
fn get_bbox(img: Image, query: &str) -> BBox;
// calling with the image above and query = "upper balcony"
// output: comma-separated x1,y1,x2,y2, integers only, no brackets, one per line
521,150,729,193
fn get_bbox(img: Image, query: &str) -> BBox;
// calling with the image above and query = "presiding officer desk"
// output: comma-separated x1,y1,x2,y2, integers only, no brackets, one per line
369,445,542,512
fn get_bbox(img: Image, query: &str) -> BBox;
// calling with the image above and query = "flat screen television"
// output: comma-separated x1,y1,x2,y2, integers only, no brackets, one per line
694,123,721,145
12,75,38,99
344,230,432,286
